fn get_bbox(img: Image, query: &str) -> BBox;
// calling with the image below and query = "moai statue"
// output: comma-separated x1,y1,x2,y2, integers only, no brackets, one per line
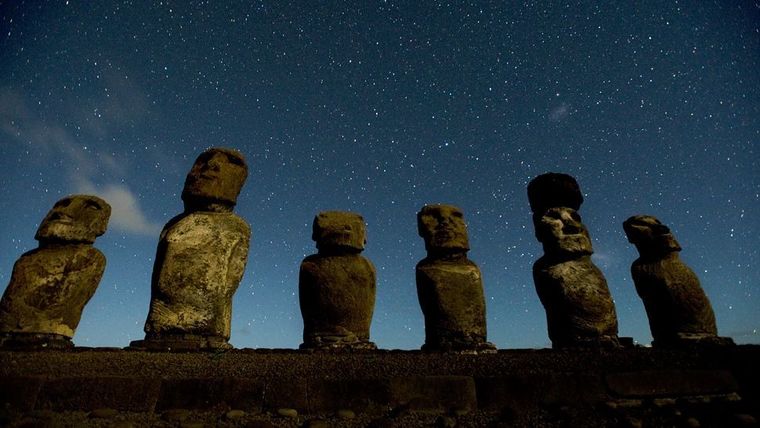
131,148,250,350
0,195,111,349
299,211,377,350
623,215,734,347
416,204,495,352
528,173,620,348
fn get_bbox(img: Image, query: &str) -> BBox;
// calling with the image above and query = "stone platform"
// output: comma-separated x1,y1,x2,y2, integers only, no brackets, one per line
1,346,759,427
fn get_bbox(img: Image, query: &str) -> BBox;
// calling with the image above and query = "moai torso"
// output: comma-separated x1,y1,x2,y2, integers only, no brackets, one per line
527,173,619,348
299,211,376,350
415,204,493,352
0,195,111,349
624,215,730,347
135,147,251,350
145,211,250,340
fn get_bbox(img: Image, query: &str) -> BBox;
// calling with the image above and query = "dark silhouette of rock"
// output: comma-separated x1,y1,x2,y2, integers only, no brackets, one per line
415,204,494,352
299,211,376,350
623,215,733,347
530,205,619,348
527,173,583,222
131,148,250,351
0,195,111,349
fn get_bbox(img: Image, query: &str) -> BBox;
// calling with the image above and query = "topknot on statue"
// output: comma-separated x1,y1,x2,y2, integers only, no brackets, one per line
527,172,584,216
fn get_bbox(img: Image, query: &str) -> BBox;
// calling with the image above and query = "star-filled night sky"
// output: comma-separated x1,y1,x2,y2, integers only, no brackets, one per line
1,1,758,349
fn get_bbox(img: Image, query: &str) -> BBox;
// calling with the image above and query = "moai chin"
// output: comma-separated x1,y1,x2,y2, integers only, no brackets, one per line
416,204,495,352
131,147,251,351
623,215,734,347
299,211,377,350
0,195,111,349
528,173,620,349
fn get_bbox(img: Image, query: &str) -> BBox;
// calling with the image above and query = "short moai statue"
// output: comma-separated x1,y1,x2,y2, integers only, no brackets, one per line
623,215,734,347
0,195,111,349
528,173,620,348
416,204,495,352
131,147,251,350
299,211,377,350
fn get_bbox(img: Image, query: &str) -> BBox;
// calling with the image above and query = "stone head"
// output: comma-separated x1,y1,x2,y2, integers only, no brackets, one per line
181,147,248,207
417,204,470,254
623,215,681,255
312,211,366,252
535,207,593,256
35,195,111,244
527,173,584,216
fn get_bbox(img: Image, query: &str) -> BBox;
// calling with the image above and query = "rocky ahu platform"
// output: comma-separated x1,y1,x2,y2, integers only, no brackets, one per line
1,346,759,427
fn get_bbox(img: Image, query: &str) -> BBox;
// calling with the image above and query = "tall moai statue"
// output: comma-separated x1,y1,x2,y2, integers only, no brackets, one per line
299,211,377,350
416,204,495,352
131,148,251,350
0,195,111,349
623,215,733,347
527,173,619,348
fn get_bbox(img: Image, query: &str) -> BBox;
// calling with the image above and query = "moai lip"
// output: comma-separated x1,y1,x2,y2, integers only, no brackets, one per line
0,195,111,350
624,215,734,348
299,211,377,351
416,204,495,353
131,148,251,351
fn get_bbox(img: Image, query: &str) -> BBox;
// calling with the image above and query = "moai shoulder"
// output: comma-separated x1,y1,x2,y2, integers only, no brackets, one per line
299,211,377,350
0,195,111,349
133,147,251,351
623,215,732,347
416,204,494,352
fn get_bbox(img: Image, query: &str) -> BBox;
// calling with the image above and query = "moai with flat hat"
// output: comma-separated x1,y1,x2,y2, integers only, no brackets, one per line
0,195,111,349
623,215,733,347
131,147,251,350
299,211,377,350
528,173,620,348
416,204,495,352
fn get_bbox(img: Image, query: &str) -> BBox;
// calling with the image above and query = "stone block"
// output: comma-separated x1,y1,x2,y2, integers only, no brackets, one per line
606,370,738,398
0,376,43,411
389,376,477,412
36,377,160,411
476,373,606,410
263,377,309,411
307,378,392,412
156,377,264,411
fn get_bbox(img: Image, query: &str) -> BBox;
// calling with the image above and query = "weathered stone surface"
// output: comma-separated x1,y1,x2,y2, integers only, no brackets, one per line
416,205,493,352
417,204,469,255
313,211,366,252
532,207,619,348
300,211,376,350
181,147,248,208
623,215,731,347
134,148,251,350
0,195,110,348
141,212,250,346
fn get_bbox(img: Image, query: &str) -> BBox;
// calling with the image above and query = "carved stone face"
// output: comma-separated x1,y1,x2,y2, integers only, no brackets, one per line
417,204,470,253
535,207,592,255
181,148,248,206
35,195,111,244
312,211,366,252
623,215,681,253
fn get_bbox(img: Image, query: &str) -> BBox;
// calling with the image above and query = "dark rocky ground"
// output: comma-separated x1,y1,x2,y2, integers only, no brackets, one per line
1,345,759,427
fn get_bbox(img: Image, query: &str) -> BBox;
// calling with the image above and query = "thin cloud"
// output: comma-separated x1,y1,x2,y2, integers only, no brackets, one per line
76,180,162,237
1,84,160,237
